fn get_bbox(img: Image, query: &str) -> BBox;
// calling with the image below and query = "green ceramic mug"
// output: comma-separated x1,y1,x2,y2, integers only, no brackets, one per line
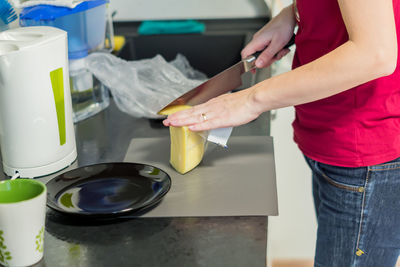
0,179,46,267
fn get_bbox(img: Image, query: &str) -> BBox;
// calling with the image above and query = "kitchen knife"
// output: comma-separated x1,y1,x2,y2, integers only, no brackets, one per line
158,35,296,112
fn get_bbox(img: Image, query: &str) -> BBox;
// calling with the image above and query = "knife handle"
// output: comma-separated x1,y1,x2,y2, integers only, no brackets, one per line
244,34,296,72
252,34,296,59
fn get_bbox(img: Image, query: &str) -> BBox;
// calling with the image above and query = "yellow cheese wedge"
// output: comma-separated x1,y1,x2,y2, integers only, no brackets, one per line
158,105,193,116
159,105,205,174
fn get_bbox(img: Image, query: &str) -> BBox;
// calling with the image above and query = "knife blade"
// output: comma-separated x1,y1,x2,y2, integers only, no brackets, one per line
158,35,296,112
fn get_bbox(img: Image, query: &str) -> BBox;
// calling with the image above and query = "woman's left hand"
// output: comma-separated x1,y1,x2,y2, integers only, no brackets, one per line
162,88,262,132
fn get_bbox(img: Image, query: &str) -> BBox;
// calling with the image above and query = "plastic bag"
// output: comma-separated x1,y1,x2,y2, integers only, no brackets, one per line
85,52,207,118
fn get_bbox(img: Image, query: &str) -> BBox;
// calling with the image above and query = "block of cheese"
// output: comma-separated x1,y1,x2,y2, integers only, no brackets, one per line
159,105,205,174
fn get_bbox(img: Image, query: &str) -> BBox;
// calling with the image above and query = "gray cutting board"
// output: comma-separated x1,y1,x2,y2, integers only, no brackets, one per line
124,136,278,217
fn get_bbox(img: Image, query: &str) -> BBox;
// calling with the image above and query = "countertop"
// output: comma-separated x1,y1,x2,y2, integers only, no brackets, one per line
0,100,274,267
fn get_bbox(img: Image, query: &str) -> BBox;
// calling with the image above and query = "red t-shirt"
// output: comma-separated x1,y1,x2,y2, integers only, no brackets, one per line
292,0,400,167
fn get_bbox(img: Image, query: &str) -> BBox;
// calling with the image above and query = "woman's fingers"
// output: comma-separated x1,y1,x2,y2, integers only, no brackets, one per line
163,89,261,132
164,106,228,132
242,37,291,70
241,40,269,60
275,48,291,60
163,104,210,127
255,37,288,68
189,117,225,132
241,27,271,59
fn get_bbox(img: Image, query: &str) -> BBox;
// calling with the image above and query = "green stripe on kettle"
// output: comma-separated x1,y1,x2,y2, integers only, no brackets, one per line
50,68,66,146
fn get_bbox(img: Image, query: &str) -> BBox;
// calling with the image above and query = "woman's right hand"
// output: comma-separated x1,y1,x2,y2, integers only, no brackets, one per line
241,4,297,69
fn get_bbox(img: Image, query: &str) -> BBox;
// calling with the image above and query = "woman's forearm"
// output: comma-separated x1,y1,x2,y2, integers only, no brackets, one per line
250,41,397,113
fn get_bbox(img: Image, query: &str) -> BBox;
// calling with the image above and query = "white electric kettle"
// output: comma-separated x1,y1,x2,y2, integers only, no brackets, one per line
0,26,77,178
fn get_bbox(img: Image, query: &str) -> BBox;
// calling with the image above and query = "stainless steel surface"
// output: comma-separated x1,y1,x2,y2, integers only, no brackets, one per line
125,136,278,217
160,55,257,111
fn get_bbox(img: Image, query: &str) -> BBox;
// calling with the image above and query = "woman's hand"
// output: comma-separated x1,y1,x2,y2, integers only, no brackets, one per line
162,88,262,132
241,4,296,69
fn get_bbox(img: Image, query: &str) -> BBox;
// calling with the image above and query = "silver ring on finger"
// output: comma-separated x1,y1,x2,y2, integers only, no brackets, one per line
201,113,207,122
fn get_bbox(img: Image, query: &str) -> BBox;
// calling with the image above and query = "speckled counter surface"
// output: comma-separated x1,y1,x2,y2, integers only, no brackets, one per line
39,214,267,267
0,100,273,267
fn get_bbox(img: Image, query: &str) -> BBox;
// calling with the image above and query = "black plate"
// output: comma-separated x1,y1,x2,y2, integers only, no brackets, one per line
46,162,171,218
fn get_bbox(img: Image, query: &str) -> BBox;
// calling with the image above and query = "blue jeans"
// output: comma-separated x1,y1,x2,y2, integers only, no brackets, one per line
305,156,400,267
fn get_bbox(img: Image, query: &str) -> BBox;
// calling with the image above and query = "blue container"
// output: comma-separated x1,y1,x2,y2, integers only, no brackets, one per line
20,0,107,59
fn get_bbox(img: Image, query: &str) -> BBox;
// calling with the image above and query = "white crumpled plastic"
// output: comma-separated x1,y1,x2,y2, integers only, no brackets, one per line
85,52,207,118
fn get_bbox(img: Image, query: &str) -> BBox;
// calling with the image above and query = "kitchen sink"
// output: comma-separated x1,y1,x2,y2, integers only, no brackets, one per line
114,19,269,77
118,34,245,77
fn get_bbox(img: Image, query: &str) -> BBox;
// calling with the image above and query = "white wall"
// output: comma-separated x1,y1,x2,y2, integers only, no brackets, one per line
109,0,269,21
267,0,317,264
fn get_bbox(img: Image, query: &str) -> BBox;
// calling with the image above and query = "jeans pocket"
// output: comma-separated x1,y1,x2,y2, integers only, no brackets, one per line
315,162,366,193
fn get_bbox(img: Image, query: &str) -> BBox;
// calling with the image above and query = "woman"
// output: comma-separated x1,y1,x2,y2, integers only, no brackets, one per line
164,0,400,266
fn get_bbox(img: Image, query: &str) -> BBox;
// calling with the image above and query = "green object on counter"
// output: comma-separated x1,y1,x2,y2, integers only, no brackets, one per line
0,179,45,203
138,20,206,35
50,67,66,146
